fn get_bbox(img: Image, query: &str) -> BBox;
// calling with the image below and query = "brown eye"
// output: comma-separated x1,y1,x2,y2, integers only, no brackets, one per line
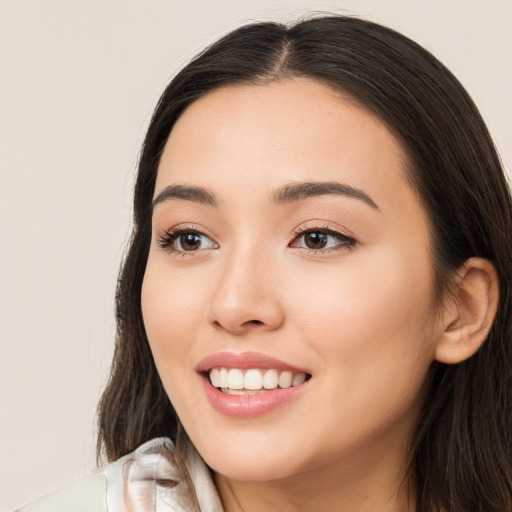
178,233,202,251
292,228,356,252
303,231,328,249
158,229,217,253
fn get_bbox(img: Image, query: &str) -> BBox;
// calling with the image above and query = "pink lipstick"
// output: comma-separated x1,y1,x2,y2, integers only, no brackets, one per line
197,352,311,418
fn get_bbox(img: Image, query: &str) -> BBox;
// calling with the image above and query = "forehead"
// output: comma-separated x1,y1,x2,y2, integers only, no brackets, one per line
155,78,417,216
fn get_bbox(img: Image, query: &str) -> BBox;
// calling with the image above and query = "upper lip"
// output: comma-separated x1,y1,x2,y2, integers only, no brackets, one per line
196,351,311,374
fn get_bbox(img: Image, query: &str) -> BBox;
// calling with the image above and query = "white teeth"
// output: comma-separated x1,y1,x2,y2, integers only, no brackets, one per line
292,373,306,386
263,369,278,389
244,369,263,390
210,368,220,387
218,367,229,388
278,371,293,389
208,367,309,392
227,369,244,390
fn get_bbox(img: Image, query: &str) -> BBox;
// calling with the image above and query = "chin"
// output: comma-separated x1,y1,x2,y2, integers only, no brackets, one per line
209,454,306,483
190,429,312,483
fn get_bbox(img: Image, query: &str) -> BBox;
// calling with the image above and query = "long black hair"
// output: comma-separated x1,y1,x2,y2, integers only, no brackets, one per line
98,15,512,511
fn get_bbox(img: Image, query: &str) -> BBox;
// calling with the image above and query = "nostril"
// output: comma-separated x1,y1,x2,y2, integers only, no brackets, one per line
211,318,264,332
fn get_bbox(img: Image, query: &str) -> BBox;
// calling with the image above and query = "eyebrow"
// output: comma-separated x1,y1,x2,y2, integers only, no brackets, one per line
152,184,218,209
152,181,378,210
272,181,379,210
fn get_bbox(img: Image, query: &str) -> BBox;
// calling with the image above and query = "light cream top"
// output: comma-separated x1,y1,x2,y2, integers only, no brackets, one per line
16,438,224,512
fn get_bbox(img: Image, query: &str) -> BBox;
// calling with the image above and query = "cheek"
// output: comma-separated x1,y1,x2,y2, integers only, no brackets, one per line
292,250,434,338
141,267,207,426
141,260,206,383
282,255,437,457
287,245,437,407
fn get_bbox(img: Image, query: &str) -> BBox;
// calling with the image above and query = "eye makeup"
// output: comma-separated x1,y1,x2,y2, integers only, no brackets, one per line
155,220,357,258
289,223,357,255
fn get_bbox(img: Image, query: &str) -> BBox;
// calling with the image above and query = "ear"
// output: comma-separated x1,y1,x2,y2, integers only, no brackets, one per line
435,257,499,364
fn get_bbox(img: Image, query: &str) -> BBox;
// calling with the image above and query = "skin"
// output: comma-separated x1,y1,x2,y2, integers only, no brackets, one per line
141,78,458,512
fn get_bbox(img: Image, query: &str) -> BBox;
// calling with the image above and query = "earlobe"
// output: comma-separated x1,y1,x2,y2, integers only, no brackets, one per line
435,257,499,365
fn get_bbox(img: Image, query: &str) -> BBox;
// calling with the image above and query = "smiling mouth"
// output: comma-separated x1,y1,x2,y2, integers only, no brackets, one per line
207,367,311,395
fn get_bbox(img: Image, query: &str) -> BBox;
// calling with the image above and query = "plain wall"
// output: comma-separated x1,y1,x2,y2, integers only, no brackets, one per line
1,0,510,510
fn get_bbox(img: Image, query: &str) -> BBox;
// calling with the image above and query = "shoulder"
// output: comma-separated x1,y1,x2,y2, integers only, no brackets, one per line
15,474,107,512
15,438,223,512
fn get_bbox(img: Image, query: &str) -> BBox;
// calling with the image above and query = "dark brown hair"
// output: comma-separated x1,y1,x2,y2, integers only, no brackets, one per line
98,15,512,511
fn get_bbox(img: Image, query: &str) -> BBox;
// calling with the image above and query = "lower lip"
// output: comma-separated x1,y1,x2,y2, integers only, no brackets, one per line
201,375,308,418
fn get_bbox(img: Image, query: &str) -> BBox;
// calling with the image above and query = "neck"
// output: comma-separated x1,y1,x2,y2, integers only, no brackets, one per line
214,446,416,512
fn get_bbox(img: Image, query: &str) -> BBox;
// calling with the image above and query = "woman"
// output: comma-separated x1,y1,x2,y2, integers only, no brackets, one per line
18,14,512,512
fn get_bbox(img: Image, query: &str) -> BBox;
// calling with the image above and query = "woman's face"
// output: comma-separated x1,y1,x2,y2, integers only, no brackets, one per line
142,78,443,483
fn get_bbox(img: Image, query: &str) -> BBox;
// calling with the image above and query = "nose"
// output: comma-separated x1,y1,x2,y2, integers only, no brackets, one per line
208,249,285,335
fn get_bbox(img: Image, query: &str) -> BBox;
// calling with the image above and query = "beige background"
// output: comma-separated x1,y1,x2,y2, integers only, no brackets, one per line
1,0,510,510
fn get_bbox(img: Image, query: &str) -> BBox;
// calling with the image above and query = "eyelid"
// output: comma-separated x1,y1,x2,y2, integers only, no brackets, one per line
291,221,355,238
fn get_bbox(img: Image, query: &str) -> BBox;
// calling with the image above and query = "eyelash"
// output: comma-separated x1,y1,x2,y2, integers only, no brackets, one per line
156,224,357,256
